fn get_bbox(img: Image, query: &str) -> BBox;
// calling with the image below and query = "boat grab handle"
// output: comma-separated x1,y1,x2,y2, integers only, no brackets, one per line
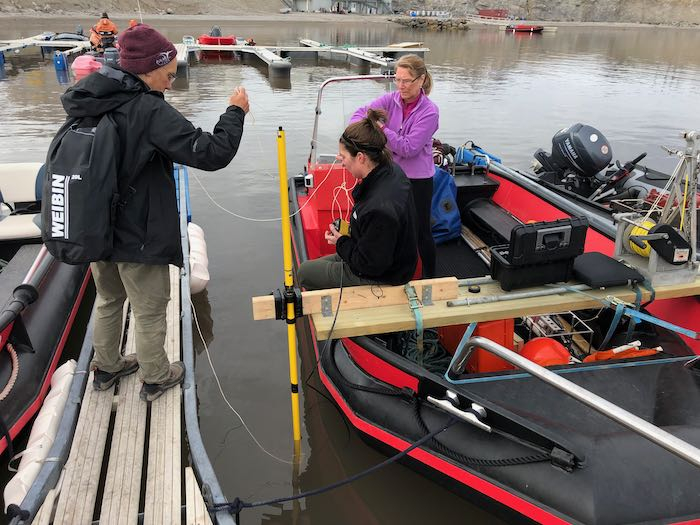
447,336,700,469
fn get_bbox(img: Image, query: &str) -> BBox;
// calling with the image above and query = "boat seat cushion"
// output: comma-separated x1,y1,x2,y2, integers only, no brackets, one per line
0,163,43,205
0,214,42,241
573,252,645,288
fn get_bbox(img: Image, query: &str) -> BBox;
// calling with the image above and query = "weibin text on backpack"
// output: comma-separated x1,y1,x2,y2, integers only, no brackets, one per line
41,113,123,264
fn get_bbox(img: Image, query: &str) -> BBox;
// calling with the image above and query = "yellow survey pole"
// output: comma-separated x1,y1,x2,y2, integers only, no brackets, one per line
277,126,302,443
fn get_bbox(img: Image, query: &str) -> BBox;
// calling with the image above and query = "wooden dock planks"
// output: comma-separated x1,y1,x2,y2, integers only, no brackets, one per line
52,373,114,524
144,265,182,525
185,467,213,525
48,265,200,524
99,321,147,524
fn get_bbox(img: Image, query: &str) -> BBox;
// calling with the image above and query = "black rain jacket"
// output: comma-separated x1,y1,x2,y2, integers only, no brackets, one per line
60,66,245,266
335,162,418,284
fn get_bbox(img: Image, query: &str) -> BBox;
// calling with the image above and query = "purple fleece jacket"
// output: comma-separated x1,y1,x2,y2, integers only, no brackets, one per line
350,90,439,179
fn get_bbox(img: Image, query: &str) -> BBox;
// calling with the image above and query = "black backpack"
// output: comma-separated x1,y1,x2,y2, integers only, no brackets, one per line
41,112,128,264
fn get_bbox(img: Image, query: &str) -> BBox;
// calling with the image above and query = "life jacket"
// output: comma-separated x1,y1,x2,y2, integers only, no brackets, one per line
93,18,118,36
90,19,118,48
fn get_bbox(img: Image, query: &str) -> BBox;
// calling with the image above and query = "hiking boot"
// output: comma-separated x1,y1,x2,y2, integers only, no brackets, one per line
139,361,185,402
93,354,139,391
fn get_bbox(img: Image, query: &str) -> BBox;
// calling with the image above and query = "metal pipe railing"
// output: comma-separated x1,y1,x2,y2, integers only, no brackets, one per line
448,336,700,469
178,165,236,525
307,74,393,166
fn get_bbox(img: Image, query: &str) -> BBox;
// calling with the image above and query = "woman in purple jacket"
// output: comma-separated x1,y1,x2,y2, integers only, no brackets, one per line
351,54,439,278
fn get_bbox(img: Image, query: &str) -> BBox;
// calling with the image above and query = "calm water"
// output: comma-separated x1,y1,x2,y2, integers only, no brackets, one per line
2,16,700,524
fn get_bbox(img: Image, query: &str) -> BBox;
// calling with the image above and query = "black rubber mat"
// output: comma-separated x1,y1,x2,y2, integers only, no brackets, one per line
434,237,489,279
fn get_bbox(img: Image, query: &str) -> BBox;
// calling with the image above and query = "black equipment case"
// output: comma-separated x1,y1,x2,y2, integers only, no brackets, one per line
490,216,588,291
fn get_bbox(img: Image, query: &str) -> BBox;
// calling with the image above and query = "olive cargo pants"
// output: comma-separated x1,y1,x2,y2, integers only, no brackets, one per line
90,261,171,384
297,254,377,290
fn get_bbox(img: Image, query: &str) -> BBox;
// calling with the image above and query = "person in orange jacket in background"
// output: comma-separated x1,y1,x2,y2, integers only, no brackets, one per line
90,12,119,51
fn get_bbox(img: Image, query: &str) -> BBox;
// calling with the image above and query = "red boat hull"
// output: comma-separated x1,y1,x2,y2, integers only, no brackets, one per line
506,24,544,33
197,35,236,45
288,163,700,524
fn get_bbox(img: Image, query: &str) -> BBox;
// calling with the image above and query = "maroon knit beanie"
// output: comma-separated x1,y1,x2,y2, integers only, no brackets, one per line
119,24,177,74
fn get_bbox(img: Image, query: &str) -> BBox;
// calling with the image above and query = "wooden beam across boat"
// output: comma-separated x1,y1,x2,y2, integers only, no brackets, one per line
252,274,700,340
252,277,460,320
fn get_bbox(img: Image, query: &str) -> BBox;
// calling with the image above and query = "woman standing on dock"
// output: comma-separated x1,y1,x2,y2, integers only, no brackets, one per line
350,54,439,278
65,24,250,402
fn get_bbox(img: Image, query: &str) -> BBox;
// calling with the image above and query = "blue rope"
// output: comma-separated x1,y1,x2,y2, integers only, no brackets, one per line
405,284,424,363
640,279,656,307
443,322,478,384
624,284,643,342
623,309,700,340
554,282,698,341
598,302,626,351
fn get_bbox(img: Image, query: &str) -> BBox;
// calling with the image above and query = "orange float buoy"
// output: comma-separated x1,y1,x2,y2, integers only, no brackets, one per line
520,337,570,366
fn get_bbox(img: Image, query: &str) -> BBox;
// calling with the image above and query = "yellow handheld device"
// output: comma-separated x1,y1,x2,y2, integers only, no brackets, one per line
332,218,351,236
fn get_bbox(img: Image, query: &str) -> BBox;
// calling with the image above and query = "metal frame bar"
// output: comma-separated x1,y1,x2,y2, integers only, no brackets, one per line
447,335,700,468
178,164,236,525
307,74,393,166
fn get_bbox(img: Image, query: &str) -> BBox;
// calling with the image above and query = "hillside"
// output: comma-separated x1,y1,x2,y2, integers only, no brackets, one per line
0,0,286,16
2,0,699,24
392,0,700,25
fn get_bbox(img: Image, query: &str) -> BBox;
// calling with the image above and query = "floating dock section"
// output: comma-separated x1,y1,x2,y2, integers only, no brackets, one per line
11,268,220,525
0,33,90,57
10,167,234,525
1,34,427,82
175,38,428,80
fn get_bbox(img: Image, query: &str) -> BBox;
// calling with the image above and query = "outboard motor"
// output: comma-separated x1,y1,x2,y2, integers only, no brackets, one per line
210,26,222,37
535,123,612,178
534,123,613,197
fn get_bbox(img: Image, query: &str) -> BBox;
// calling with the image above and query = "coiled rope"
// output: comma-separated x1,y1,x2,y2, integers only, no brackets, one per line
0,343,20,402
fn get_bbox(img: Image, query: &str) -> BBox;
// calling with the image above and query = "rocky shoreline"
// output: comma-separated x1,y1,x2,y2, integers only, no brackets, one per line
390,16,471,31
0,10,698,31
389,14,699,31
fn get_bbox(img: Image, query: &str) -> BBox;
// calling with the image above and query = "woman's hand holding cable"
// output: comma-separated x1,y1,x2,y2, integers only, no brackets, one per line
325,224,342,245
229,86,249,113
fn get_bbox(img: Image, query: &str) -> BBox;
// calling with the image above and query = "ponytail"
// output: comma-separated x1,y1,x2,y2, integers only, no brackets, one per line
340,108,392,166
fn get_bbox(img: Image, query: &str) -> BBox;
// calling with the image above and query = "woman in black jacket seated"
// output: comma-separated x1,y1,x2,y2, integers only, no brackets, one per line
298,109,418,290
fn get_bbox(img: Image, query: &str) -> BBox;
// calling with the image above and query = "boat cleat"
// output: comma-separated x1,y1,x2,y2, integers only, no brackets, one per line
427,392,491,433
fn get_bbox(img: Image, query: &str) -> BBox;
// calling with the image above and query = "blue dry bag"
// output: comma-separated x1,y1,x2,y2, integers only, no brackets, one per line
431,166,462,244
454,141,501,166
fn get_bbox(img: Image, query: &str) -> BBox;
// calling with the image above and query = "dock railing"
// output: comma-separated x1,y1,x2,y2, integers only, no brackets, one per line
177,164,236,525
9,166,234,524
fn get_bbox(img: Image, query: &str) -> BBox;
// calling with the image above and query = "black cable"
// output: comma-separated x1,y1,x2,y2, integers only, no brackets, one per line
208,417,458,517
300,270,352,440
303,270,343,387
